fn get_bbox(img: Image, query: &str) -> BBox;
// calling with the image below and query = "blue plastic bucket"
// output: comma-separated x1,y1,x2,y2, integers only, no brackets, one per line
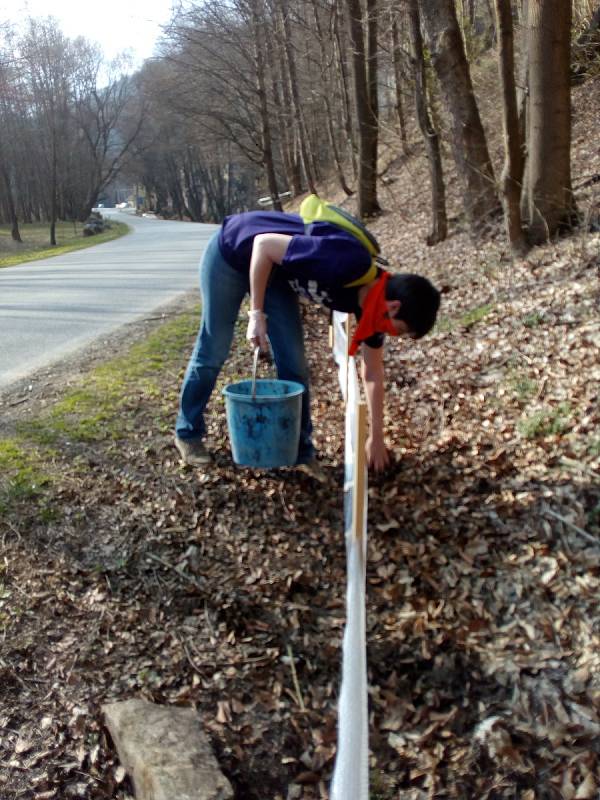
222,379,304,468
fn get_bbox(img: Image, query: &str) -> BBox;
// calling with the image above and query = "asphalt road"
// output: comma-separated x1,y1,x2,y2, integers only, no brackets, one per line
0,211,219,390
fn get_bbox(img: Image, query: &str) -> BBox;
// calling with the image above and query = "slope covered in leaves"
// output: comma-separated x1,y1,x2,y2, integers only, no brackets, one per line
0,78,599,800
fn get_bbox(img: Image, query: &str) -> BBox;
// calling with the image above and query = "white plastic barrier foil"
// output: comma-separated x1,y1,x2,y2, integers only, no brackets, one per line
330,312,369,800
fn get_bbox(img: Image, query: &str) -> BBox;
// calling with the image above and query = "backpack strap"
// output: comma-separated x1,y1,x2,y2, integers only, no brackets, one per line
300,194,381,257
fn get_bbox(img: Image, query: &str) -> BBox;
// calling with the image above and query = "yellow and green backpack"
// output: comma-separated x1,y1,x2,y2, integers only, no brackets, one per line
299,194,388,287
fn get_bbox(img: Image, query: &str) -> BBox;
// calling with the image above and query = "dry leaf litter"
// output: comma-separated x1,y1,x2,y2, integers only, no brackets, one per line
0,74,599,800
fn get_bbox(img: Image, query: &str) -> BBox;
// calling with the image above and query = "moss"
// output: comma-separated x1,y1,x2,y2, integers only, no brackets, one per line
517,402,573,439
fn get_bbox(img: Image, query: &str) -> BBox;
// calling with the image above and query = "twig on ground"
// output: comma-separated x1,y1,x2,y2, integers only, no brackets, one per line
8,397,29,408
286,644,306,712
176,634,205,676
204,601,216,637
559,457,600,479
146,552,206,592
545,507,599,546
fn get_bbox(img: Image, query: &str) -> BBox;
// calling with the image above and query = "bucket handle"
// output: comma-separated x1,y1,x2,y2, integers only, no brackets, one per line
251,343,275,400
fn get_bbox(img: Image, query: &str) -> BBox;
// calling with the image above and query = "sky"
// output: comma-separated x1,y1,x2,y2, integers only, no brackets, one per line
8,0,175,66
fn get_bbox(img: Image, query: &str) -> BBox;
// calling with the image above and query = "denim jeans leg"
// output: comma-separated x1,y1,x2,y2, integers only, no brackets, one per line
264,275,314,462
176,232,248,441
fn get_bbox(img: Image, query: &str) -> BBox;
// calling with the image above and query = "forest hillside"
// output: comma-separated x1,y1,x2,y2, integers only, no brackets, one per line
0,34,599,800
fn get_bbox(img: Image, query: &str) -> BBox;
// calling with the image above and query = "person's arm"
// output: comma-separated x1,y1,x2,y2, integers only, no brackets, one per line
361,343,391,472
247,233,292,350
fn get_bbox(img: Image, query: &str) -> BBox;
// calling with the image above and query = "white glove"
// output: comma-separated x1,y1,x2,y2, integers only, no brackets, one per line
246,309,269,351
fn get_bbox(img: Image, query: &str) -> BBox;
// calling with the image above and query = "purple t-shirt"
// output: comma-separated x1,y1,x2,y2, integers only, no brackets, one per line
218,211,374,313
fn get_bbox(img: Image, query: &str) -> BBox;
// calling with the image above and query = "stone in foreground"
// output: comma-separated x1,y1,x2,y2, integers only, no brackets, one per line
103,698,233,800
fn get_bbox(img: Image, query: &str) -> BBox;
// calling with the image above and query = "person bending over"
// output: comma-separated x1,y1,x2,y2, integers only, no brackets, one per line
175,209,440,472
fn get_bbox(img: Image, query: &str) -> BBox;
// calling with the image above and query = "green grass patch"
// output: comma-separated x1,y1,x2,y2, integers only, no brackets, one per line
522,311,545,328
0,220,130,268
18,308,199,447
508,371,538,403
435,303,494,334
0,438,51,513
517,402,573,439
459,303,494,328
434,315,455,333
2,307,199,520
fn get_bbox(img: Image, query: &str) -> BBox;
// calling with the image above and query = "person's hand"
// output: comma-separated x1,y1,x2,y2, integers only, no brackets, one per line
247,309,269,351
366,435,392,472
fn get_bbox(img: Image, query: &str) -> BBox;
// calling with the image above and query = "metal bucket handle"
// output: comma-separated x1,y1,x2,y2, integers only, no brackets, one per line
251,342,275,400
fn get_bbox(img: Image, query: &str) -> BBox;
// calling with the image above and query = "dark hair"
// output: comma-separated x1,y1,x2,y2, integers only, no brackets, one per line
385,273,440,339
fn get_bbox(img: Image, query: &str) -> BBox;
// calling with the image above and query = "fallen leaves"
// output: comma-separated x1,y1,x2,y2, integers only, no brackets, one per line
0,77,599,800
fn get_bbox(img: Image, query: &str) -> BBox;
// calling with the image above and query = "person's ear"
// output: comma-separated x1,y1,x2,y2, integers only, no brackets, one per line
386,299,401,317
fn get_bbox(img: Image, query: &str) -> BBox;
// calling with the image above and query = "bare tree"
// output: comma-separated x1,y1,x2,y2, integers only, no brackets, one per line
73,49,146,220
161,0,285,208
266,25,301,196
346,0,380,217
522,0,577,243
418,0,499,234
390,8,408,153
407,0,447,244
333,0,358,178
21,19,74,245
274,0,316,194
309,0,353,195
494,0,527,255
250,0,283,209
0,38,23,242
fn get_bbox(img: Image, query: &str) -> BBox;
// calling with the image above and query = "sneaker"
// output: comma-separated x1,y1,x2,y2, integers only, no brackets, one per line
174,436,212,466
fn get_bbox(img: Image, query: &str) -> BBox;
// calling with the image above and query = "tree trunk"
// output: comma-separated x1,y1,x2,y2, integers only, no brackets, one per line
183,154,204,221
252,0,283,211
346,0,380,217
391,14,408,154
277,0,317,194
523,0,577,243
267,42,296,197
419,0,499,233
408,0,447,245
273,36,302,196
50,139,57,246
333,0,357,179
494,0,528,256
468,0,476,26
0,165,23,242
516,0,529,175
366,0,380,211
310,0,353,195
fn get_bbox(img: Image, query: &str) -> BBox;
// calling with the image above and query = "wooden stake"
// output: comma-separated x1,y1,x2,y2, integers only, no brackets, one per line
351,402,368,543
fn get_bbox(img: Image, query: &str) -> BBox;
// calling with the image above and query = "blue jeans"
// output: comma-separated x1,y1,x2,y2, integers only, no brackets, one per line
176,232,314,463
